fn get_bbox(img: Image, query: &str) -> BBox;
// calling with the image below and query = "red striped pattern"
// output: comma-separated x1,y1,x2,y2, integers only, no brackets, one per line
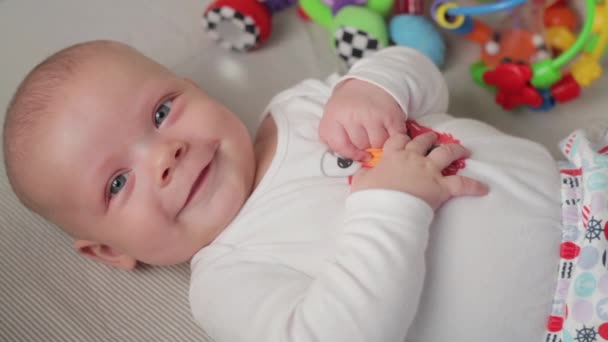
582,205,590,228
564,134,577,155
560,168,582,176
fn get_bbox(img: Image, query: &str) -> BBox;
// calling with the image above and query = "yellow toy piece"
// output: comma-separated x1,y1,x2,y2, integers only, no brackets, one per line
570,0,608,87
592,3,606,33
545,26,576,52
435,3,465,29
590,1,608,60
571,53,603,86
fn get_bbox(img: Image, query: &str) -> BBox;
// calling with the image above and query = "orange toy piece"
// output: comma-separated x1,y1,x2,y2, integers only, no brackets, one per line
465,19,493,44
481,28,540,67
362,148,383,168
544,1,579,30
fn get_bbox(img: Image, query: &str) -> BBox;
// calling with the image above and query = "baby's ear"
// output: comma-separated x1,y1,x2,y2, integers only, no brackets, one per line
74,240,137,270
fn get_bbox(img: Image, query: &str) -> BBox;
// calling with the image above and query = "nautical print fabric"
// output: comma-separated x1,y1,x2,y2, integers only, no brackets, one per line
546,129,608,342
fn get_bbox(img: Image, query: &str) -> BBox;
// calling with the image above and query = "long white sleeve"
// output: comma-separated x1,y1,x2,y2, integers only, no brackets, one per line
190,190,433,342
333,46,449,120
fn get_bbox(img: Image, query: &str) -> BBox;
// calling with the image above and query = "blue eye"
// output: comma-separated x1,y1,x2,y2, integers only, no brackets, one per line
109,173,128,196
154,100,172,127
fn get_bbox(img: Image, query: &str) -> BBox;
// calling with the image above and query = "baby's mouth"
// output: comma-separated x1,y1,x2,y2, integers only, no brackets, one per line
183,157,214,212
179,147,218,216
185,161,212,208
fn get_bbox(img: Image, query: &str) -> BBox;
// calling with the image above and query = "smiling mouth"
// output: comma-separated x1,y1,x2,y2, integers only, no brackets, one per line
181,158,214,212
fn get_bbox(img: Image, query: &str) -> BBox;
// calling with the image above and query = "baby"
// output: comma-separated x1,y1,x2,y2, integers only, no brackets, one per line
4,40,566,341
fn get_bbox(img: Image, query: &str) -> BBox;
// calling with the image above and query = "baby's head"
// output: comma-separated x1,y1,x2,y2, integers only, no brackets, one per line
3,40,256,269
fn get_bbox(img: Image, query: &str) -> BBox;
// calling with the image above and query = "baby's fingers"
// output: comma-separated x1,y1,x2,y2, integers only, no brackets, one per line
428,144,470,170
385,119,408,136
324,124,369,161
345,124,370,150
383,133,411,151
367,124,389,148
442,175,489,198
405,132,438,155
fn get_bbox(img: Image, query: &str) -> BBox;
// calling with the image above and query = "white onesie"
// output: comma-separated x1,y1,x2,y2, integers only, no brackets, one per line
190,47,563,342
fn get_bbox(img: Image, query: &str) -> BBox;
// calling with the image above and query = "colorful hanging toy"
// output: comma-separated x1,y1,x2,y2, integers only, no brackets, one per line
202,0,447,68
431,0,608,111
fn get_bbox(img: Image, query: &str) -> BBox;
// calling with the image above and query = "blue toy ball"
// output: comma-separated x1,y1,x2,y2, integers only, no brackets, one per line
389,15,446,68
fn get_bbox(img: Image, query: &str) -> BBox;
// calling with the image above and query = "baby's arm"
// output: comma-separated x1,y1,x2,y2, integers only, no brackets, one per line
337,46,449,120
190,134,487,342
320,46,449,160
192,190,432,342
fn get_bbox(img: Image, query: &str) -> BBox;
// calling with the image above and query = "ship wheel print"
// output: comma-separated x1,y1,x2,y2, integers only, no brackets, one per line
585,217,603,243
575,325,597,342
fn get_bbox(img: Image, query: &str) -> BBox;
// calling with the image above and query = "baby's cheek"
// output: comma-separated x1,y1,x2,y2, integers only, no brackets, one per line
125,203,167,234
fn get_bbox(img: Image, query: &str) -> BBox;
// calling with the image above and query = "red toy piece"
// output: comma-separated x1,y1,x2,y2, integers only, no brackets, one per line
297,4,311,20
394,0,424,15
484,62,533,92
483,62,543,109
550,73,581,103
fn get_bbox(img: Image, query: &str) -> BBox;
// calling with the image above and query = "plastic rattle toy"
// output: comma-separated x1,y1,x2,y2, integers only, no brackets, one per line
202,0,447,69
355,121,466,174
300,0,446,67
202,0,297,52
432,0,608,111
300,0,394,66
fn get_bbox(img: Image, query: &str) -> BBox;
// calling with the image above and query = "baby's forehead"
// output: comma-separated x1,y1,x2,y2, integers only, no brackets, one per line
33,47,177,170
41,66,173,170
25,114,111,221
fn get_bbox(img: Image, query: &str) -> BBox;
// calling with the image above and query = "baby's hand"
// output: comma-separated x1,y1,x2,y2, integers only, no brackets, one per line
351,132,489,210
320,79,407,161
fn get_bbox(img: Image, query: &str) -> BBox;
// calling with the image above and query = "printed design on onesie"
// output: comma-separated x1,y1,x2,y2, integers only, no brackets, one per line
320,150,362,178
545,130,608,342
320,120,467,183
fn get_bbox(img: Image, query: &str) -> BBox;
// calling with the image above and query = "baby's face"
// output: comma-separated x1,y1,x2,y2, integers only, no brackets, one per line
36,50,255,265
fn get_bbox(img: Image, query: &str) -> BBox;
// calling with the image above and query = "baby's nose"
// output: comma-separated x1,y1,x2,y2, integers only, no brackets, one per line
157,141,187,187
